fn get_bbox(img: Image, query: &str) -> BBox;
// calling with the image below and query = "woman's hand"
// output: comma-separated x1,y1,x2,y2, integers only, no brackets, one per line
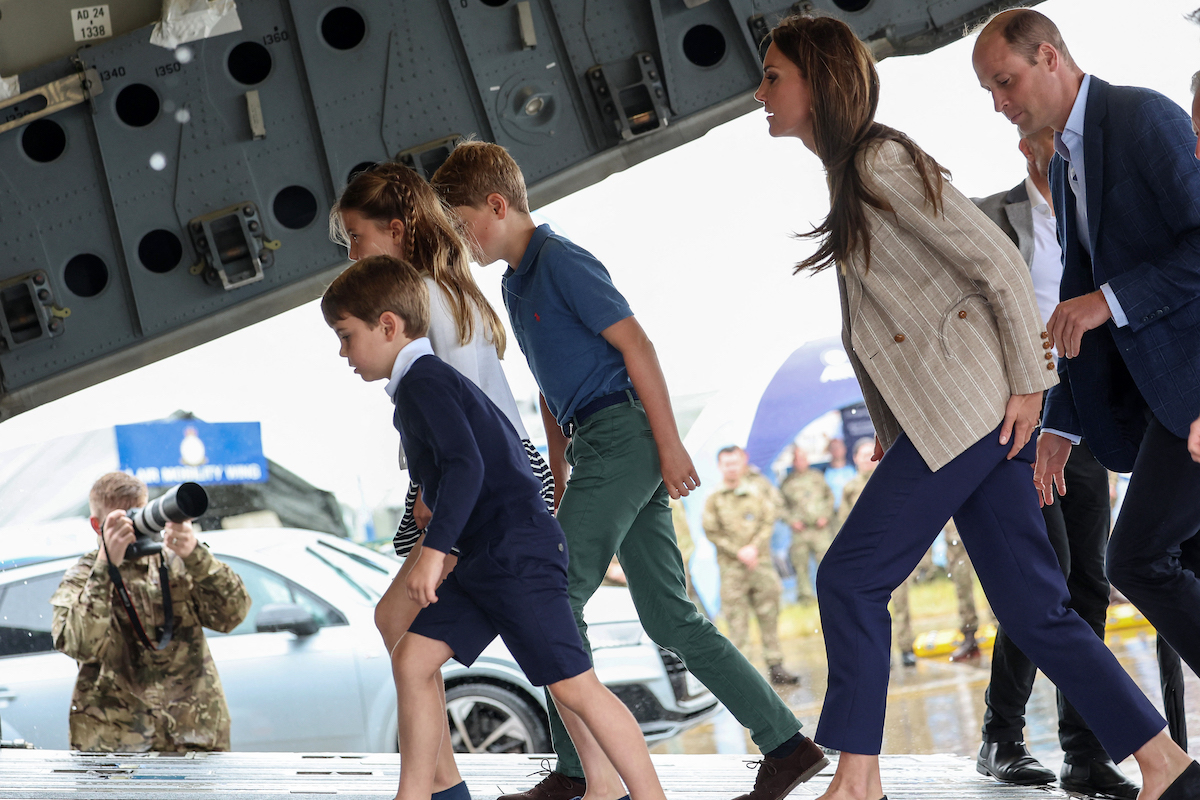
871,435,884,462
999,392,1043,460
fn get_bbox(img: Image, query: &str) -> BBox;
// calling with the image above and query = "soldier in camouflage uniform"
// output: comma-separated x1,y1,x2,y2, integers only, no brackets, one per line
778,447,835,603
50,472,251,752
703,446,798,685
943,519,984,661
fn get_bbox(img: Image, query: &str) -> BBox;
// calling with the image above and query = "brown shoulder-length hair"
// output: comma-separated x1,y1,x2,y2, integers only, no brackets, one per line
770,14,949,274
330,162,507,357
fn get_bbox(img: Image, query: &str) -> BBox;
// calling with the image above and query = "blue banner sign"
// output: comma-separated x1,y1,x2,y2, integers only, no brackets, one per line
115,420,269,486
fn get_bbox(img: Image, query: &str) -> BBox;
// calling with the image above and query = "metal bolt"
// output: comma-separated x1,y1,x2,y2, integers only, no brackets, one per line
33,273,45,285
649,70,657,79
243,205,254,216
598,85,608,95
642,54,651,63
49,320,60,332
191,221,203,232
605,103,614,112
524,96,545,116
37,289,49,301
590,69,602,79
248,220,260,232
655,89,663,98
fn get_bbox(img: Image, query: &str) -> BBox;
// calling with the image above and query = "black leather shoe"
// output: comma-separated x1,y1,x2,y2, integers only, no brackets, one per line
1160,761,1200,800
1060,756,1139,799
976,741,1055,785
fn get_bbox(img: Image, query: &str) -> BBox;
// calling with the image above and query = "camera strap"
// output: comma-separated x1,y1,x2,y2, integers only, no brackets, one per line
100,537,175,651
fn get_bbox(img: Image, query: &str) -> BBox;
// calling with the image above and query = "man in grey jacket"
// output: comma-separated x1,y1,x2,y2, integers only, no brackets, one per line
972,128,1138,799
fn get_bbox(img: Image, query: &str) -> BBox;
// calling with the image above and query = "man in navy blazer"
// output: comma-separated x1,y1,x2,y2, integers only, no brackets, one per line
974,9,1200,750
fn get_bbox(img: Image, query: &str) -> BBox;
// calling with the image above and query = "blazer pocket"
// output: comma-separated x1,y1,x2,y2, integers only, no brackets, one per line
938,293,996,359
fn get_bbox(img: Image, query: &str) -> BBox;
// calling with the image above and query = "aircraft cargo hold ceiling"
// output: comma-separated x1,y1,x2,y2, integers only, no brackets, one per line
0,0,1041,420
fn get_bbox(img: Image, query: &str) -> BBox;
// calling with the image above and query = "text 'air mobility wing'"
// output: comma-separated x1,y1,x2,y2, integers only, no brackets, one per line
0,0,1040,420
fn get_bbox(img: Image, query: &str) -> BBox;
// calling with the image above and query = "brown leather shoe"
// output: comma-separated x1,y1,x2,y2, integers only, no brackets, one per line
732,735,829,800
949,630,980,662
497,768,586,800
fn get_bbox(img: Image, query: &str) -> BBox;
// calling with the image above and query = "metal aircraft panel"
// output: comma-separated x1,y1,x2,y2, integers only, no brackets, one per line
0,0,1042,420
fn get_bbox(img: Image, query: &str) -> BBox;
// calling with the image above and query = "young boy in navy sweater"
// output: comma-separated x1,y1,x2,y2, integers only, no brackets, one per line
433,143,825,800
322,255,666,800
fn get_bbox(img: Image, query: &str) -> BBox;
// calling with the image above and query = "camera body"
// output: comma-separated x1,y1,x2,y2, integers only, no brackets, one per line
123,482,210,561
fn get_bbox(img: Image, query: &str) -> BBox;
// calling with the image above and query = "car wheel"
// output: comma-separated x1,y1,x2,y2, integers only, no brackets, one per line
444,682,550,754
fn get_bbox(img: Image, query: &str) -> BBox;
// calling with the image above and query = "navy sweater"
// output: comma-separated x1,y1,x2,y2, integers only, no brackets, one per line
392,355,546,555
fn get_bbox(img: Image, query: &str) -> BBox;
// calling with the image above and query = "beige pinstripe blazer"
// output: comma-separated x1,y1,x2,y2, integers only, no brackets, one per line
837,140,1058,472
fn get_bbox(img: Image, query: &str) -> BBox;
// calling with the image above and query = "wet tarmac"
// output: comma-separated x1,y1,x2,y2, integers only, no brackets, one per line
651,624,1200,783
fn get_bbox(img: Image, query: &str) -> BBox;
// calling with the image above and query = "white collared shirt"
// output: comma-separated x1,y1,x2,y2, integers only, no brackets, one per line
1026,177,1063,326
1052,74,1129,328
384,337,435,403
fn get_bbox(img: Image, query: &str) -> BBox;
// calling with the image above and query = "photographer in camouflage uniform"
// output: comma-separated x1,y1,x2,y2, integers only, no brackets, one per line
779,446,835,603
703,446,799,685
50,472,251,752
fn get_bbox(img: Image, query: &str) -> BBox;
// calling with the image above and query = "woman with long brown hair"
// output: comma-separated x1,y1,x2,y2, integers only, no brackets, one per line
754,14,1197,800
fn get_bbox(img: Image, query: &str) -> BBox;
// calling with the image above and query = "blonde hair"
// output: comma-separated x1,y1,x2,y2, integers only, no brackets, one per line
89,472,147,517
430,140,530,214
330,162,506,357
321,255,430,339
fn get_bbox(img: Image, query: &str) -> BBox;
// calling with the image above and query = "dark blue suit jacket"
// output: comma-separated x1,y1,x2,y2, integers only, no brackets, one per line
392,354,546,555
1043,77,1200,472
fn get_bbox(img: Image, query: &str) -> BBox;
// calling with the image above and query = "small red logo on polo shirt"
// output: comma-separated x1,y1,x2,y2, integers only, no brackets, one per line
534,312,541,322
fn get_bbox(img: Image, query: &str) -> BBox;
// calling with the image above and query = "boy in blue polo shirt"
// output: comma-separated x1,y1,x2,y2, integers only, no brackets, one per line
433,143,826,800
322,255,666,800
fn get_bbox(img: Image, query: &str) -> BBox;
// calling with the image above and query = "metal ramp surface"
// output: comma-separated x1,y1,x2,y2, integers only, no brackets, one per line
0,751,1081,799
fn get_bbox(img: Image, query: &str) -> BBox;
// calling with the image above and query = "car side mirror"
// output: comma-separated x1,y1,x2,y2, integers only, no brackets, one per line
255,603,319,637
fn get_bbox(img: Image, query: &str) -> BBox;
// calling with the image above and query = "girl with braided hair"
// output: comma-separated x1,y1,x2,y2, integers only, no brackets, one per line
331,163,553,800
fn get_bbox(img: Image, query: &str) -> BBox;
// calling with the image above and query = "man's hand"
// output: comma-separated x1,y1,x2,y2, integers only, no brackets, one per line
816,516,829,528
999,392,1043,460
413,489,433,530
163,520,197,559
1047,290,1111,359
1189,415,1200,464
406,548,446,607
659,440,700,500
1034,431,1073,507
736,544,759,569
95,510,136,567
791,520,806,532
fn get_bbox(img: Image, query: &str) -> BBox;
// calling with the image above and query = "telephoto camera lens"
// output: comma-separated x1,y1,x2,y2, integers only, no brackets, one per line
125,483,209,559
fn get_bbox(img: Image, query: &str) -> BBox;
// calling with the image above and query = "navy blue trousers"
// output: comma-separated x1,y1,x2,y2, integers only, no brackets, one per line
814,427,1164,759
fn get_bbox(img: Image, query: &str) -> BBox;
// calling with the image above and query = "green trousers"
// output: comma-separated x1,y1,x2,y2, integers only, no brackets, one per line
547,401,801,776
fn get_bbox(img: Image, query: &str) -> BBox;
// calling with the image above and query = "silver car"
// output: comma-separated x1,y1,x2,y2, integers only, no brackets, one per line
0,527,719,752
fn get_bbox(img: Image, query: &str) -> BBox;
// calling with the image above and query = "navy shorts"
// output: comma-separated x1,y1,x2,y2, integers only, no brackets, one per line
408,511,592,687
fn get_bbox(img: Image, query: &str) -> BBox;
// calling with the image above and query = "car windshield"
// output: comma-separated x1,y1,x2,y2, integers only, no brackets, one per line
304,540,396,601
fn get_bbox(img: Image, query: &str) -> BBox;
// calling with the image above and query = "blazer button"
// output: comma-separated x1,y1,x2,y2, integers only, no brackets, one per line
1046,362,1055,370
1042,341,1052,349
1040,331,1049,339
894,333,906,343
958,310,968,319
1044,352,1053,360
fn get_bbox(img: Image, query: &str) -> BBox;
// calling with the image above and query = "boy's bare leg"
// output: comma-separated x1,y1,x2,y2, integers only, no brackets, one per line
377,541,462,792
394,633,457,800
548,669,666,800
